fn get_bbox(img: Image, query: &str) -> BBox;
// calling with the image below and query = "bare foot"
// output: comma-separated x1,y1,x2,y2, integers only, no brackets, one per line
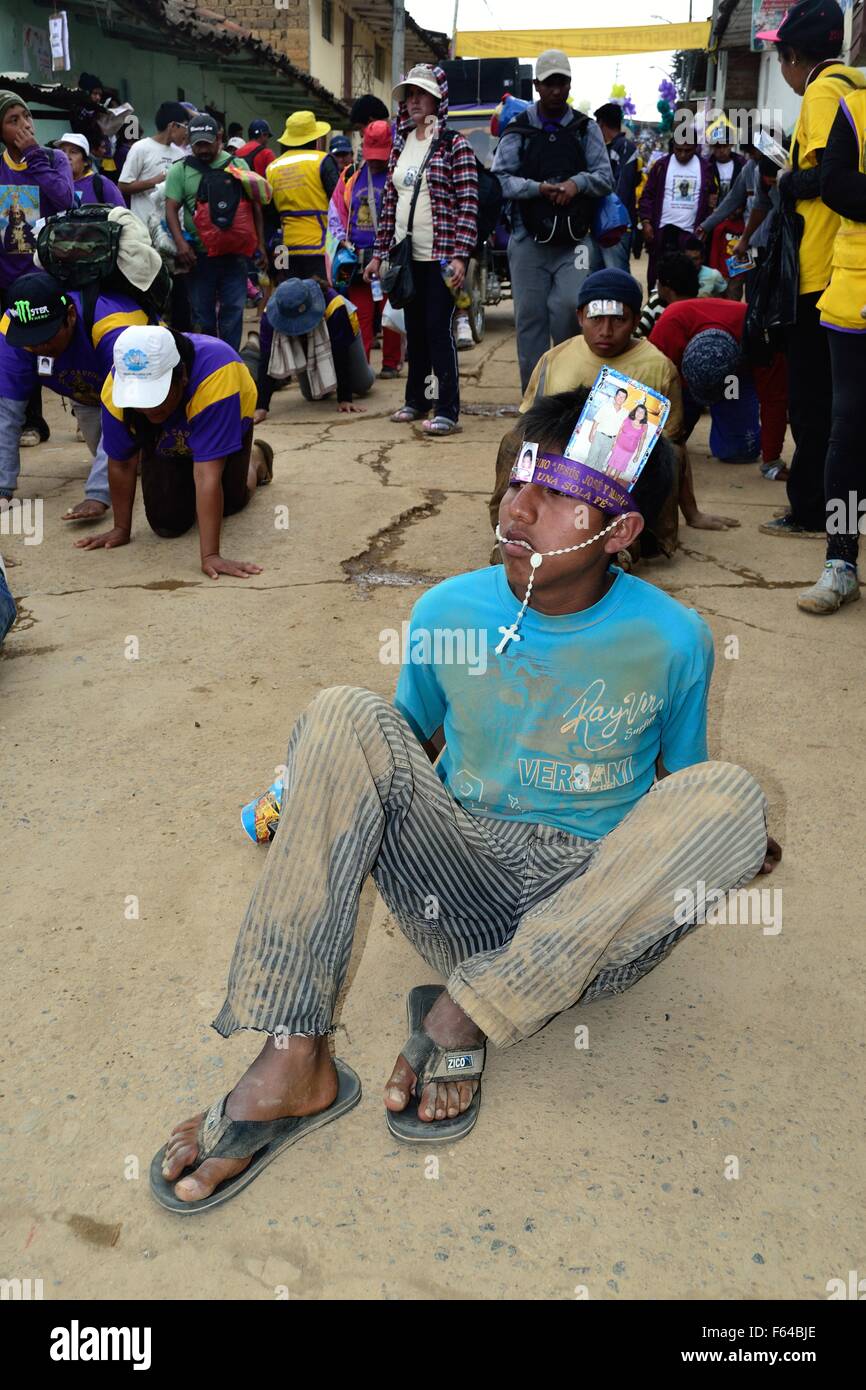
160,1035,338,1203
61,499,108,522
684,510,741,530
384,991,485,1123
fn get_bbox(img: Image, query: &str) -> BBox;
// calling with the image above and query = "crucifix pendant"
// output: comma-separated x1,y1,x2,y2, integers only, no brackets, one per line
496,623,521,655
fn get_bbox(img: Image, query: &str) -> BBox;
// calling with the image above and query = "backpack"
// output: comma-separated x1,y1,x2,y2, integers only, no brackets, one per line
35,204,171,335
437,128,503,252
186,157,256,257
509,110,594,245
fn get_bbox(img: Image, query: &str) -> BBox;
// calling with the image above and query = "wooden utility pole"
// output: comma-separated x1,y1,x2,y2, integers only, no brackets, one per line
392,0,406,97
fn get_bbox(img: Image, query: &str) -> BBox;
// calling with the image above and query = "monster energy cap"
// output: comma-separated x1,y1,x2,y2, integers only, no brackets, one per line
3,271,71,347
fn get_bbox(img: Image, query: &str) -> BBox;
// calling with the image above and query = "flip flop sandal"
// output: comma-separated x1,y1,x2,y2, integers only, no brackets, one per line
149,1058,361,1214
391,406,423,423
422,417,462,437
385,985,485,1144
253,438,274,486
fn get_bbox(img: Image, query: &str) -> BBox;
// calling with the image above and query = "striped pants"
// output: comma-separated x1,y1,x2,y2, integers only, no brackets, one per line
214,687,768,1050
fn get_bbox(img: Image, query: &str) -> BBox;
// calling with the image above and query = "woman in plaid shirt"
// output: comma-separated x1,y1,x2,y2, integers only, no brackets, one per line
365,64,478,436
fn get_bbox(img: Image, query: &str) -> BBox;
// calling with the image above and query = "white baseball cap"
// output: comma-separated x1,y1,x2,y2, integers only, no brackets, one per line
112,326,181,409
58,131,90,156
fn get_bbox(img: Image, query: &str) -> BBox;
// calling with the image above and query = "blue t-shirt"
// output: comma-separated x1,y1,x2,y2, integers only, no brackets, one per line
394,564,714,840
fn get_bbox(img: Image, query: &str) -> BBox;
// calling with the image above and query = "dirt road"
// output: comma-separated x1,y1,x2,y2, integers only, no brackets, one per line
2,306,863,1300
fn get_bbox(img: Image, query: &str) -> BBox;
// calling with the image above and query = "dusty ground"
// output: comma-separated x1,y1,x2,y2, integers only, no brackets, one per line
1,304,863,1302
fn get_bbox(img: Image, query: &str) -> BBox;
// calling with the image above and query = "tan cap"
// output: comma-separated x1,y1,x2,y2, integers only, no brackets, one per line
393,64,443,104
536,49,572,82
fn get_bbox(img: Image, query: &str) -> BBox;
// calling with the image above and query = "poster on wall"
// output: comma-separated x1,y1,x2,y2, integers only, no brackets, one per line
49,11,71,72
22,25,53,77
751,0,789,51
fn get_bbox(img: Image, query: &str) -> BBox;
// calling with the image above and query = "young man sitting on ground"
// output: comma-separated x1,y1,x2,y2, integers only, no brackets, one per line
76,325,273,579
489,268,739,559
150,385,780,1213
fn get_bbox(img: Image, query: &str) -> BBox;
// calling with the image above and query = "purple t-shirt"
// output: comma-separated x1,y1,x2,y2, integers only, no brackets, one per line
0,146,75,290
0,289,149,405
101,333,257,462
74,172,126,208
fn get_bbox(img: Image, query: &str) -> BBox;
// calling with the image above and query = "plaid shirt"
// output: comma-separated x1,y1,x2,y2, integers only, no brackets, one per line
374,65,478,262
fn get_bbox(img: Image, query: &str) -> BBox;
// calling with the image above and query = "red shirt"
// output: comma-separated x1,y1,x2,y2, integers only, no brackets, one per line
236,140,275,179
649,298,746,371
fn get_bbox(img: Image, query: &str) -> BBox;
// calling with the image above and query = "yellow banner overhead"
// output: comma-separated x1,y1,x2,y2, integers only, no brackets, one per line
454,22,713,60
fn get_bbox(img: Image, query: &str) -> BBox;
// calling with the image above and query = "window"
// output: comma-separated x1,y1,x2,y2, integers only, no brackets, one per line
322,0,333,43
374,43,385,83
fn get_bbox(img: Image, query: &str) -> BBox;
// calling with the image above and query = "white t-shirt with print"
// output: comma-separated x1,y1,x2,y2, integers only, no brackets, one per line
120,137,183,223
660,154,702,232
393,128,435,261
713,157,735,197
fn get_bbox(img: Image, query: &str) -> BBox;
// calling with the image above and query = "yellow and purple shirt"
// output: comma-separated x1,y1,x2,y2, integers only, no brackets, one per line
101,333,257,461
0,289,148,405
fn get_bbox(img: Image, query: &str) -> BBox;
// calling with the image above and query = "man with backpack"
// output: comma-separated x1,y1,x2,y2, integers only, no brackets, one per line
56,133,125,208
0,269,152,519
492,51,613,393
164,113,268,350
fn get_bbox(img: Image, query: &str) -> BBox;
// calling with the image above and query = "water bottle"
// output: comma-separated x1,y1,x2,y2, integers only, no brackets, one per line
371,274,383,303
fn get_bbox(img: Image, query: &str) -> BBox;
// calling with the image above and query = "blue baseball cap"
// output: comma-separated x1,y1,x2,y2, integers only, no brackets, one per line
329,134,353,155
248,119,271,137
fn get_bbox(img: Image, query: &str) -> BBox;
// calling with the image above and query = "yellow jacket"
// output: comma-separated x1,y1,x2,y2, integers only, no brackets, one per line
792,63,866,294
266,149,329,252
818,88,866,333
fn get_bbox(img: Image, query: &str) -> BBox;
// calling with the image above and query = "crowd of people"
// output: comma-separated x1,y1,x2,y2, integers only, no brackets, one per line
6,0,864,1214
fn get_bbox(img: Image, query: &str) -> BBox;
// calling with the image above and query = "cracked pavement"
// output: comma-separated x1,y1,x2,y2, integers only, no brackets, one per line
1,306,863,1301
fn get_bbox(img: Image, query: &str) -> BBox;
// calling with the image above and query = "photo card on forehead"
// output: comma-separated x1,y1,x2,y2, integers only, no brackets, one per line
563,366,670,488
513,440,538,482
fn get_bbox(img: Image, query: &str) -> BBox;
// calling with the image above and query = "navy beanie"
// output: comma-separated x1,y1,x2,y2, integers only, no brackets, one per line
577,268,643,315
682,328,741,405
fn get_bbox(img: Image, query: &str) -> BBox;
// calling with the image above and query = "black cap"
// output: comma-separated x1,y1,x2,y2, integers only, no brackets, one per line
756,0,844,48
4,272,71,347
188,113,219,144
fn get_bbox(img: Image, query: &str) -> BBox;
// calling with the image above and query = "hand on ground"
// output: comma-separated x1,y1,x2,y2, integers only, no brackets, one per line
74,526,130,550
685,511,740,530
201,554,263,579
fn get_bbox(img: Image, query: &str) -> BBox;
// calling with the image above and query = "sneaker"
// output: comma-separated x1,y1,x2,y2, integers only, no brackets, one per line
797,560,860,614
19,428,41,447
378,366,401,379
455,314,473,350
758,513,824,539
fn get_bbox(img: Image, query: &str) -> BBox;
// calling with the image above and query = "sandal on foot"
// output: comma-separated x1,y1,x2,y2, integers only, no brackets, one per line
386,985,485,1144
391,406,423,424
422,416,462,437
149,1058,361,1214
253,438,274,486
